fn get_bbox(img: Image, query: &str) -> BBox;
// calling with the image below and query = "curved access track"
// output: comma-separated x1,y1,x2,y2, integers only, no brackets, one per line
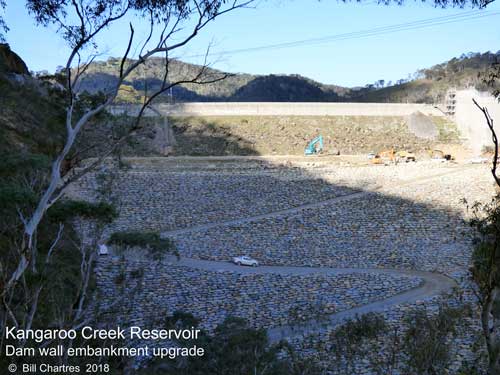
169,257,457,343
161,166,468,342
161,166,473,237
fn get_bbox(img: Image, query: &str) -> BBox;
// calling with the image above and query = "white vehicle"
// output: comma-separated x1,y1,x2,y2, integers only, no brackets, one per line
98,243,109,255
233,255,259,267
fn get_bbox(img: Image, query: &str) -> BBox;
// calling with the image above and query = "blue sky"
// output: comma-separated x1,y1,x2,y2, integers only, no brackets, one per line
3,0,500,87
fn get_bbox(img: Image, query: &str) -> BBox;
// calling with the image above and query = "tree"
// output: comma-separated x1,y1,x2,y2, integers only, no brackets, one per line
467,100,500,374
402,304,465,375
0,0,497,370
0,0,253,366
139,317,315,375
328,313,388,374
482,61,500,99
0,1,7,42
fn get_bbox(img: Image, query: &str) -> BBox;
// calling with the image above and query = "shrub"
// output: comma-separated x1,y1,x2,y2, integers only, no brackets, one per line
164,311,200,331
48,200,118,223
114,271,126,285
108,231,177,260
0,153,51,177
0,184,38,209
339,313,387,340
402,304,466,375
329,313,388,374
130,268,144,279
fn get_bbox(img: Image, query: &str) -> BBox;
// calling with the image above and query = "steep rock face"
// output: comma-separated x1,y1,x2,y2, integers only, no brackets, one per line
0,43,29,75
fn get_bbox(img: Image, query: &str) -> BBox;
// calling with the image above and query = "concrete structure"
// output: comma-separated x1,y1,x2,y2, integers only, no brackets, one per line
149,106,176,156
445,89,457,116
110,102,445,117
108,97,500,156
452,89,500,154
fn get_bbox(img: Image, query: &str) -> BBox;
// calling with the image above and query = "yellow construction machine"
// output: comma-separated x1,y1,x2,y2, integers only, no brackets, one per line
429,149,454,161
371,149,417,164
371,149,396,165
395,150,416,162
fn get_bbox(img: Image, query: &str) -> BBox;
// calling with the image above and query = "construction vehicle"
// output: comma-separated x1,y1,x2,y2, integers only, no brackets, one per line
396,150,416,162
429,149,454,161
371,149,396,165
304,135,324,156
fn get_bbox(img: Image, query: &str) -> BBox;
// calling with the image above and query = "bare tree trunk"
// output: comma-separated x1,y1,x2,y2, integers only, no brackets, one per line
488,287,500,373
2,0,249,301
1,1,252,369
474,99,500,374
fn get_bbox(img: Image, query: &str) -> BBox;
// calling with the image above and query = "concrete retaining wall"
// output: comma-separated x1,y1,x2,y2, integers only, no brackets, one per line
453,90,500,154
110,102,445,117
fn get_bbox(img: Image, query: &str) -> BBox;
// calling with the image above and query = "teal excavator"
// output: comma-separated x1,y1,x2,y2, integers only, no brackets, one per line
304,135,323,156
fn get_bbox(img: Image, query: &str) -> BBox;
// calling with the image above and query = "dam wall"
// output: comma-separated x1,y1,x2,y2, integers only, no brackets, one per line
452,90,500,154
109,102,445,117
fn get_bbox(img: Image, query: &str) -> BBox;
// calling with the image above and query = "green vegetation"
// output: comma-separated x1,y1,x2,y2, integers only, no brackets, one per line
78,51,499,104
464,194,500,373
0,43,29,74
78,57,254,102
0,74,66,155
304,301,473,375
329,313,389,374
0,47,123,373
0,152,51,175
402,304,470,375
139,306,471,375
359,52,499,103
108,231,177,260
0,184,38,208
48,200,118,223
140,316,322,375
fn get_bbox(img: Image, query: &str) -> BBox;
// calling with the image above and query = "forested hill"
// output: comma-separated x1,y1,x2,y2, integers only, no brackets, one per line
76,57,348,103
73,51,499,104
356,51,500,103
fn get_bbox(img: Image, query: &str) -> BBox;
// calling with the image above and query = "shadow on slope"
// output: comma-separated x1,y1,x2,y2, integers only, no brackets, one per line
75,115,485,275
75,120,490,372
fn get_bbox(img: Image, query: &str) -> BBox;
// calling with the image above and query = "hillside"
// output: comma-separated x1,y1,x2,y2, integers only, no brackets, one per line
0,45,65,155
0,44,474,161
355,51,500,103
78,57,348,103
230,75,340,102
0,43,29,75
77,51,499,104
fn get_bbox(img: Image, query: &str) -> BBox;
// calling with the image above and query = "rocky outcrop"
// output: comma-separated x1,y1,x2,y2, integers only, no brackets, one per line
0,43,29,75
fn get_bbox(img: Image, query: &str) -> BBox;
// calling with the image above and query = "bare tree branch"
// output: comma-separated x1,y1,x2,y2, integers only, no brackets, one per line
2,4,255,353
120,23,135,78
473,98,500,186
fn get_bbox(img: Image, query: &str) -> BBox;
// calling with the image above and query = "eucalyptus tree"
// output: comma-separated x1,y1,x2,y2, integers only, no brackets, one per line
0,0,253,366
